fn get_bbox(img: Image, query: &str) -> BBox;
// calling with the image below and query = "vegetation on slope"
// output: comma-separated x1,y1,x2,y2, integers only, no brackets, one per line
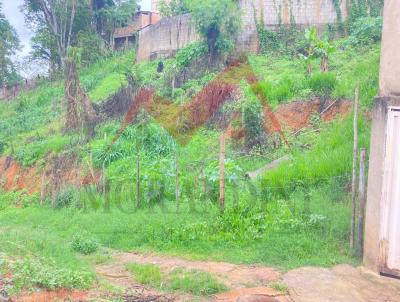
0,19,382,296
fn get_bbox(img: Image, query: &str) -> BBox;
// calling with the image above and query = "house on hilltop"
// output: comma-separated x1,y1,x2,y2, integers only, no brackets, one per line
114,11,161,50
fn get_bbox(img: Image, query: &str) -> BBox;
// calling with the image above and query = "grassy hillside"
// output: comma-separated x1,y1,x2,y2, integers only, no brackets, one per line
0,38,380,294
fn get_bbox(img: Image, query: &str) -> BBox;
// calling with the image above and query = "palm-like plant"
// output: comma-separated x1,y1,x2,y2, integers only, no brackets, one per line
303,27,335,74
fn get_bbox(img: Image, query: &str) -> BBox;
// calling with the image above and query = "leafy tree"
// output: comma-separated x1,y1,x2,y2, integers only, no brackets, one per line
0,3,21,88
30,26,61,73
23,0,137,70
159,0,188,17
95,0,138,48
347,17,383,46
185,0,241,57
23,0,83,66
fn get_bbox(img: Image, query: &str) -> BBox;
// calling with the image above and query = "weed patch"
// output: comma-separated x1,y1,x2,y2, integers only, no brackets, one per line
169,268,227,295
125,264,227,296
8,258,93,294
71,234,99,255
126,263,162,288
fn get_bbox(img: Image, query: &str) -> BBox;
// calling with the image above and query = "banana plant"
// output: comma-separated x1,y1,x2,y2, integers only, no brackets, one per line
302,27,335,74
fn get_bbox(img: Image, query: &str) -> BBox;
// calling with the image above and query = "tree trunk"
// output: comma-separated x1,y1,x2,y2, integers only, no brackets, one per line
64,55,96,132
320,56,329,72
307,62,312,75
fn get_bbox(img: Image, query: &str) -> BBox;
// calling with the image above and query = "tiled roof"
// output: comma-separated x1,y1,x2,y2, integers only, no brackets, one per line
114,24,139,38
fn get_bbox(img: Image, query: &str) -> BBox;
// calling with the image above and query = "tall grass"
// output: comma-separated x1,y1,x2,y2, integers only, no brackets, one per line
262,116,370,197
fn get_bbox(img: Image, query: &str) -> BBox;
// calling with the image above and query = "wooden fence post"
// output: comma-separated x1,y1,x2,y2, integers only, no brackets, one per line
175,151,180,212
358,148,367,257
350,87,359,249
40,171,46,205
219,132,226,213
136,154,141,208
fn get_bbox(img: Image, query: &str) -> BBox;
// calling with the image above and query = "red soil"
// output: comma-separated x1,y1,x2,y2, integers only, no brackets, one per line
12,289,88,302
0,157,40,193
264,99,352,133
0,156,100,195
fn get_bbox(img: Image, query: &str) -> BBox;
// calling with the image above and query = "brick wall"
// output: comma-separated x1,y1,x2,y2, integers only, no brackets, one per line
137,0,346,62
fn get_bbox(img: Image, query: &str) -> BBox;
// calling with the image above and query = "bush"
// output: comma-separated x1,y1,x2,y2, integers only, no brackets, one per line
53,187,77,209
308,72,337,97
347,17,383,46
242,97,265,148
71,234,99,255
175,41,208,70
10,258,93,293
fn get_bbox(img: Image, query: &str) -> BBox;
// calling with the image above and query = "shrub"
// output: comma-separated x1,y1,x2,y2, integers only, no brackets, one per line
242,97,265,148
71,234,99,255
175,41,208,70
308,72,337,97
347,17,383,46
0,140,5,154
53,187,77,208
10,258,93,293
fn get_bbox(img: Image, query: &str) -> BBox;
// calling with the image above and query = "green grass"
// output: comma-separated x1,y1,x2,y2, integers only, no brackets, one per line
0,51,136,161
169,268,227,295
125,264,227,296
13,133,75,167
88,73,127,103
126,263,162,288
0,41,380,295
269,281,288,293
249,43,380,107
262,115,370,197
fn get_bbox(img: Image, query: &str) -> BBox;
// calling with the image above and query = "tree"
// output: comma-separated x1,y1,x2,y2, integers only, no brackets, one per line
185,0,241,57
0,3,21,88
159,0,188,17
64,48,96,132
95,0,138,48
23,0,82,66
30,26,61,73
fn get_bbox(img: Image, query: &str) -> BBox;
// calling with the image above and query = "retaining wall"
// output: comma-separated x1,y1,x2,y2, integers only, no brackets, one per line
137,0,347,62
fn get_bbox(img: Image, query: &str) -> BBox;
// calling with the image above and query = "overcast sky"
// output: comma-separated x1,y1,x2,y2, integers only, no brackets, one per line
2,0,151,76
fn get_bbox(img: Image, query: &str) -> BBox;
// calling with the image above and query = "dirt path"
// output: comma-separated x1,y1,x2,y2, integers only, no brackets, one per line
7,252,400,301
95,252,400,302
94,251,291,302
283,264,400,302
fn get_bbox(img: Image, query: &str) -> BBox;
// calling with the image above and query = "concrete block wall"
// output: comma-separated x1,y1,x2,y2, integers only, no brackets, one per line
138,0,346,62
136,14,200,62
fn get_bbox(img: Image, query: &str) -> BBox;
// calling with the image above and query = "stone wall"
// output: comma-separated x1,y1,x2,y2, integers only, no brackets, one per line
137,0,346,62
